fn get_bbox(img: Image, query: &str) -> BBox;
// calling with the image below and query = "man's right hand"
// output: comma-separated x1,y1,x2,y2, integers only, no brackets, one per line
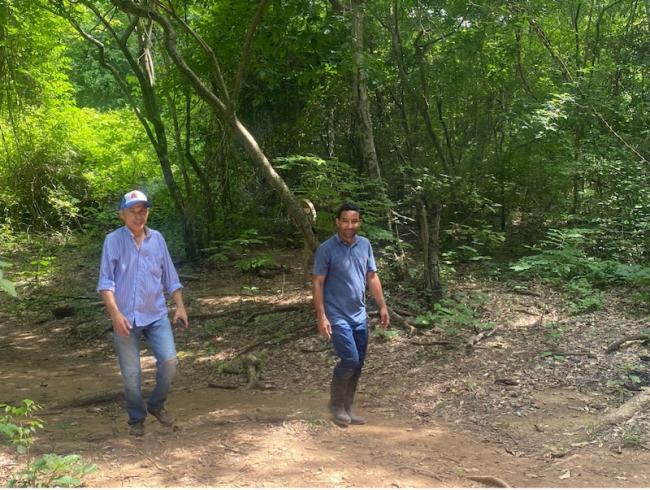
317,317,332,340
112,313,132,337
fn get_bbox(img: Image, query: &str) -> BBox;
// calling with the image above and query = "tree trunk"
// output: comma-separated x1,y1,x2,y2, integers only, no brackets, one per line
351,0,381,180
60,2,199,258
419,198,443,303
229,116,320,253
111,0,319,253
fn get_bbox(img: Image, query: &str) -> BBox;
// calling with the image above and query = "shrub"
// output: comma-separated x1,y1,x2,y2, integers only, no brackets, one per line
8,454,97,488
0,400,43,454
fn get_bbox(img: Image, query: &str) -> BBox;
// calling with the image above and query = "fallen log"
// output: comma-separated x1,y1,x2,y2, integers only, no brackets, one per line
47,390,123,410
605,334,650,354
207,382,238,390
602,387,650,426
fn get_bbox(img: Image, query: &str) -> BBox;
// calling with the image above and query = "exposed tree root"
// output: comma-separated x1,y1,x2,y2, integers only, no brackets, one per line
466,475,511,487
602,387,650,426
47,389,123,410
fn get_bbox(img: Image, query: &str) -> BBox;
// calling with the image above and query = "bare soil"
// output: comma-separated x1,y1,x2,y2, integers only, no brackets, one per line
3,245,650,487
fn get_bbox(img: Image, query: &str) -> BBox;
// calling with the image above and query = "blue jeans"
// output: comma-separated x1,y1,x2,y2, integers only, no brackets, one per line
331,320,368,380
113,316,178,425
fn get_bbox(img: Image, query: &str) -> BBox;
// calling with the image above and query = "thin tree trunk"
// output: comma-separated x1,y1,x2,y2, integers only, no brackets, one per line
351,0,381,180
112,0,319,253
419,198,443,302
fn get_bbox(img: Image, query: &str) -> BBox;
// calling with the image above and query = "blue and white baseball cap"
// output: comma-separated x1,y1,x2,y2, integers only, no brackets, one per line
119,190,151,210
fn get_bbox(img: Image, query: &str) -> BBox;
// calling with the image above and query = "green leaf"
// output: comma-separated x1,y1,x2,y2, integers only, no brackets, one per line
0,278,17,297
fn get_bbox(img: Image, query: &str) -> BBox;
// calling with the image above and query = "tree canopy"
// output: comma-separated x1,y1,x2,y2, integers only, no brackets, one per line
0,0,648,300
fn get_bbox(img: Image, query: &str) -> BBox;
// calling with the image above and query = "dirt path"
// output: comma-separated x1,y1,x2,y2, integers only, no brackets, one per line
3,252,650,487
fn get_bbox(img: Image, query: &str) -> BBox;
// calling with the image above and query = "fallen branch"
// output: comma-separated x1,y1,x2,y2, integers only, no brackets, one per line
510,288,541,297
48,389,123,410
190,310,241,321
243,303,308,324
390,306,417,318
387,306,417,336
232,324,314,358
135,449,174,474
191,302,309,323
513,308,539,316
465,327,498,351
83,325,112,342
299,344,331,353
207,382,238,390
179,273,201,281
466,475,511,488
602,388,650,426
545,351,595,358
409,339,459,348
605,334,650,354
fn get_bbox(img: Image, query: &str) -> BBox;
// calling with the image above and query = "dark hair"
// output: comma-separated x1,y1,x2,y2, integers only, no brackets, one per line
336,202,362,219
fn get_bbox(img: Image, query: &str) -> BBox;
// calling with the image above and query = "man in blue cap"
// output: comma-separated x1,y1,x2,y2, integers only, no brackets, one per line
312,202,390,425
98,190,189,437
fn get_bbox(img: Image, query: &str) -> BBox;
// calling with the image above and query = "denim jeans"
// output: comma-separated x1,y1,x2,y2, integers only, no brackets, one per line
113,316,178,425
330,319,368,380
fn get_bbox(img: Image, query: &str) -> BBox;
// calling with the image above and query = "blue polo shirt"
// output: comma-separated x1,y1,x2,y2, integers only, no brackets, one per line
312,233,377,325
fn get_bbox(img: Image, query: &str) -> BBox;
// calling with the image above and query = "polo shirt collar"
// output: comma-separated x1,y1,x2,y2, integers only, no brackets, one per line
335,233,358,247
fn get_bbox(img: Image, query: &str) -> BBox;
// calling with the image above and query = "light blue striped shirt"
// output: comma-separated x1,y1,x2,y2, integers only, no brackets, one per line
97,226,183,327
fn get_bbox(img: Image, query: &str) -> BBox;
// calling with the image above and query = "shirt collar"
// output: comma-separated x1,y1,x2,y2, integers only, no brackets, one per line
335,233,357,247
122,225,151,240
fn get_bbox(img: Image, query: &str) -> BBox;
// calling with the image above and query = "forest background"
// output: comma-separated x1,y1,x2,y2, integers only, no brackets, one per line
2,0,650,306
2,0,650,299
1,0,650,486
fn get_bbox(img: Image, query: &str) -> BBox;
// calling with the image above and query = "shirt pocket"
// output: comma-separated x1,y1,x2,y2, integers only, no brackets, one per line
144,253,163,278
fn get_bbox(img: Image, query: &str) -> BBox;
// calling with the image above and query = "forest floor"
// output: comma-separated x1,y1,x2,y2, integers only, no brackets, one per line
3,240,650,487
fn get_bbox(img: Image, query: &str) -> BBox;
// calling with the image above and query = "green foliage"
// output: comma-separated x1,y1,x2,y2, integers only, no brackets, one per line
0,105,158,233
443,223,505,263
511,228,650,314
541,352,566,362
415,292,494,335
371,328,400,342
0,400,43,454
542,322,564,344
273,155,394,241
564,278,603,315
205,229,271,262
0,259,17,297
617,424,645,448
234,254,278,273
510,229,605,281
8,454,98,488
1,400,96,487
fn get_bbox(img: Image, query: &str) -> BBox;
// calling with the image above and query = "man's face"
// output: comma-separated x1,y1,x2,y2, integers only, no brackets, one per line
120,203,149,235
335,210,361,243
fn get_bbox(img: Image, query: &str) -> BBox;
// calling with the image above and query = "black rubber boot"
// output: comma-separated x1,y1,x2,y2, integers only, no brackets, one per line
344,372,366,425
328,375,351,425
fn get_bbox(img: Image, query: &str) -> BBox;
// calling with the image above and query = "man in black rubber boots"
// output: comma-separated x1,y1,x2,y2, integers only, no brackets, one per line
312,203,390,425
